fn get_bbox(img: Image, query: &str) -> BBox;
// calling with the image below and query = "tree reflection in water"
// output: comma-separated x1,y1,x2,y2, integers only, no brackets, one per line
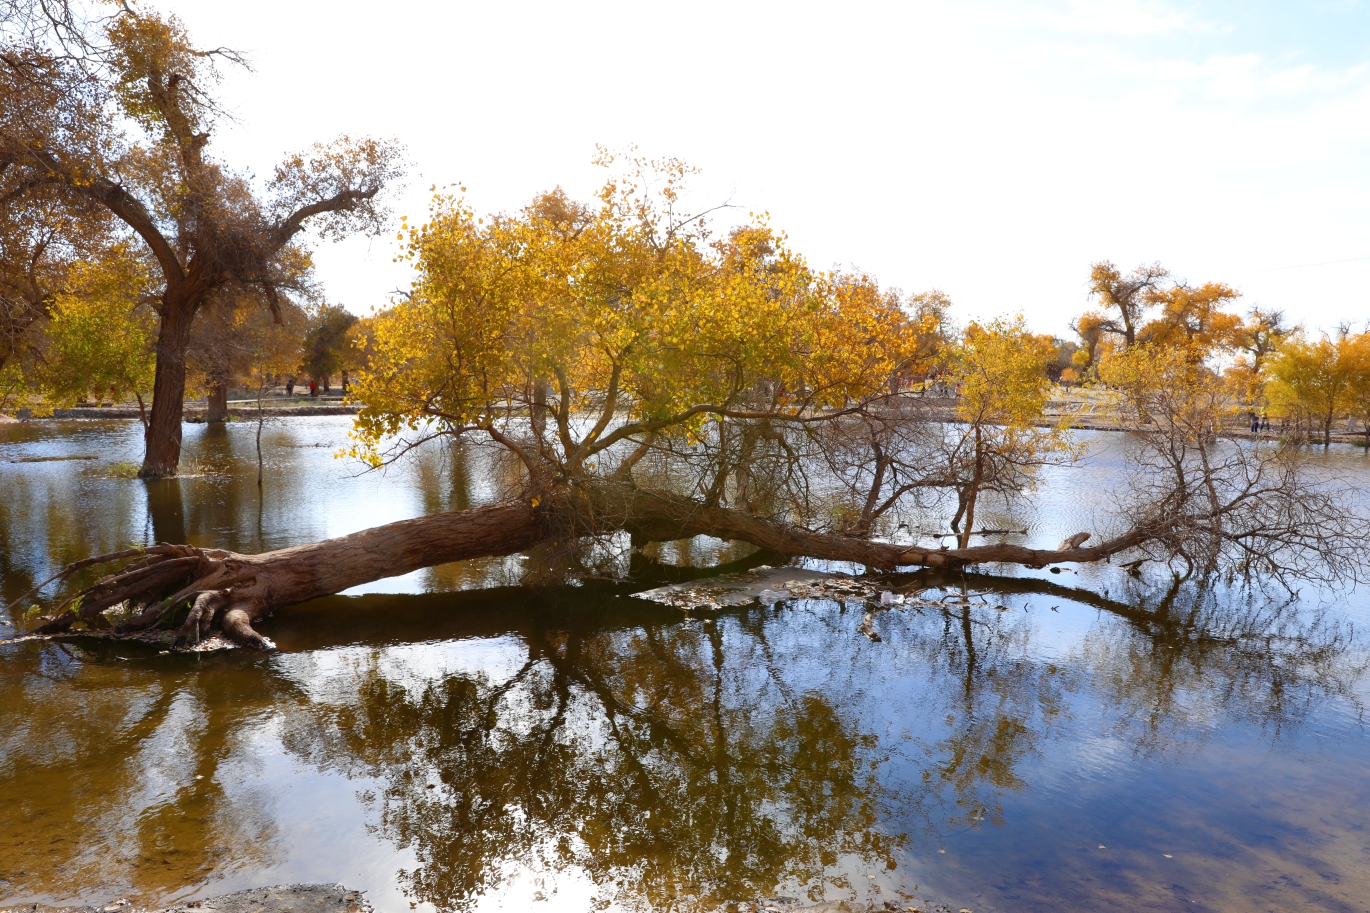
270,570,1364,912
0,569,1363,910
279,613,898,910
1078,576,1364,750
0,644,296,900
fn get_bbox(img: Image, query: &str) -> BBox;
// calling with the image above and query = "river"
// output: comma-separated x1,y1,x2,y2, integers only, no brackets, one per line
2,417,1368,912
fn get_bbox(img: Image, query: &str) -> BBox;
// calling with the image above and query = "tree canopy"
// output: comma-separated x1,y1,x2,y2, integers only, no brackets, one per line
298,303,359,388
1,0,403,474
352,157,919,486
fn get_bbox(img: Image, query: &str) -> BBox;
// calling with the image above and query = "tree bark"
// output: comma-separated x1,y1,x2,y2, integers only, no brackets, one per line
141,302,196,478
207,380,229,423
531,378,548,438
959,428,984,549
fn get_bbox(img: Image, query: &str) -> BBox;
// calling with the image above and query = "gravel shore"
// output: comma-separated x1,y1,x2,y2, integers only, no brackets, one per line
40,884,373,913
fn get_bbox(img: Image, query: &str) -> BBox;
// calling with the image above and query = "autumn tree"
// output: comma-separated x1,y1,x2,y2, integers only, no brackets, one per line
1048,336,1079,381
903,289,955,372
1086,260,1169,348
941,318,1076,546
1069,310,1107,374
1235,307,1295,376
298,302,359,392
10,158,1367,651
38,245,157,424
0,0,403,475
1099,343,1363,579
0,177,122,373
0,137,141,418
188,288,309,421
186,242,314,421
1341,334,1370,449
1267,334,1359,445
1137,281,1242,353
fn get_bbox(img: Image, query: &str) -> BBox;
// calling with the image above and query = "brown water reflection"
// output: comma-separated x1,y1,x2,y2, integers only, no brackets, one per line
1,420,1369,911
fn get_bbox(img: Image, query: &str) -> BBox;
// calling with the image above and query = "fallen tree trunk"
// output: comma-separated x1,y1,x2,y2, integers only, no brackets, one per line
14,501,545,648
6,481,1143,650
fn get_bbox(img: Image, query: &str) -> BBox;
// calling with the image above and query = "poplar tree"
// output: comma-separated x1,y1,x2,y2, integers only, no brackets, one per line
1,0,402,474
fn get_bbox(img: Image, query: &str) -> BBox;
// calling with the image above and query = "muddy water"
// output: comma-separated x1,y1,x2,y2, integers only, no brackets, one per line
1,418,1369,912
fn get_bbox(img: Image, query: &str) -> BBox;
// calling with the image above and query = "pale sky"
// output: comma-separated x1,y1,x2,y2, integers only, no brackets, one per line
169,0,1370,337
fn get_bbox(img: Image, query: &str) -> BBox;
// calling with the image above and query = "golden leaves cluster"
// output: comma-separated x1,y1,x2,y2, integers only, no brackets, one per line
349,161,923,465
1265,333,1370,438
41,246,157,406
943,316,1080,505
1097,341,1235,439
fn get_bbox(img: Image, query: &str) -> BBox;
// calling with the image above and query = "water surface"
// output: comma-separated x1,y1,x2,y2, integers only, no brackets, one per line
1,418,1368,912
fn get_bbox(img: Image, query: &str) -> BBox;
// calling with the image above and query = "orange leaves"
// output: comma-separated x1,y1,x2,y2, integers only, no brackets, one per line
1139,281,1242,354
1073,262,1250,378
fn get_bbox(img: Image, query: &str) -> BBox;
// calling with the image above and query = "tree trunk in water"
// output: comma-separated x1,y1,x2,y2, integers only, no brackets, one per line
959,430,984,549
13,480,1125,651
141,304,195,478
255,381,265,487
207,381,229,423
960,485,979,550
854,451,889,536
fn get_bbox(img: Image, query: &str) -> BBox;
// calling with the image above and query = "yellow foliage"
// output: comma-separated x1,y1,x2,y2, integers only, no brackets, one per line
350,160,922,470
1138,282,1242,355
1266,334,1365,443
1098,342,1234,438
948,317,1056,425
0,361,46,417
941,317,1078,545
41,250,156,406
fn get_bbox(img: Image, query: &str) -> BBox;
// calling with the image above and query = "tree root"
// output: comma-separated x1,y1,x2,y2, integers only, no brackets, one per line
4,501,547,651
221,606,276,650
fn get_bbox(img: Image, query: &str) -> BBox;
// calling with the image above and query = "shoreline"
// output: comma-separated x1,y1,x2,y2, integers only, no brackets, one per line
6,884,371,913
15,883,903,913
5,400,361,422
6,398,1370,447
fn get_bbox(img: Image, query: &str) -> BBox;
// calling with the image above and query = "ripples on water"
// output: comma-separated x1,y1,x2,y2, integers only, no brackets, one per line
1,418,1368,912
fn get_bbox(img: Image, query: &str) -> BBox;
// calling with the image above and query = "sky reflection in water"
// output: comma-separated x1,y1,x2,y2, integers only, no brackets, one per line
1,418,1368,912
